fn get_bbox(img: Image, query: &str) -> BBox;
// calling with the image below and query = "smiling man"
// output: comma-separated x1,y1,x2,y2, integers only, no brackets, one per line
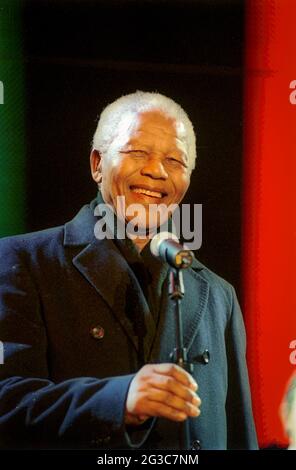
91,111,189,243
90,99,193,249
0,91,257,450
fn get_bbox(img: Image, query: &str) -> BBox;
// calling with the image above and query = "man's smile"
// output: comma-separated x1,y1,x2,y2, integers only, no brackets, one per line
129,185,168,200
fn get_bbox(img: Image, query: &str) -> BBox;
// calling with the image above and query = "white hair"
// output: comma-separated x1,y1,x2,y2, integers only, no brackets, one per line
92,90,197,171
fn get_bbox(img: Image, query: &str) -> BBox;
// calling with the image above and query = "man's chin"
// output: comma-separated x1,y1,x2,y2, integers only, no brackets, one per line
125,213,172,239
125,217,159,239
114,197,173,237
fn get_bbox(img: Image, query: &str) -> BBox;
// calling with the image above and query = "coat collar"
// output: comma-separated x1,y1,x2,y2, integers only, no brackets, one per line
63,199,98,246
63,199,209,362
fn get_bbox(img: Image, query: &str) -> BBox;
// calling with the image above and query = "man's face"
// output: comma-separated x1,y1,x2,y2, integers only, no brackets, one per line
91,110,191,228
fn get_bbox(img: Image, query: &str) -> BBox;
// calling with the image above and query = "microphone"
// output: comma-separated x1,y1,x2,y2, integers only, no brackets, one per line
150,232,194,269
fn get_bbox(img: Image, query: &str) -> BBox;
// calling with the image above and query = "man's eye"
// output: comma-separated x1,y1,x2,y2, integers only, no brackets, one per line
166,157,185,166
132,151,147,157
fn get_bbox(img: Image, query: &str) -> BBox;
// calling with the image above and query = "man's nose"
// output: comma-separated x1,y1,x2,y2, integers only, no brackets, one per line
140,157,168,179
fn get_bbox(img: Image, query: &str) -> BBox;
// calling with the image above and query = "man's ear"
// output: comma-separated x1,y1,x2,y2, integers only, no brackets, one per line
90,149,102,184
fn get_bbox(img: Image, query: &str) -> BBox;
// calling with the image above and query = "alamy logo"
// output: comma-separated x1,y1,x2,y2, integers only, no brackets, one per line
289,80,296,105
94,196,202,250
290,339,296,365
0,81,4,105
0,341,4,364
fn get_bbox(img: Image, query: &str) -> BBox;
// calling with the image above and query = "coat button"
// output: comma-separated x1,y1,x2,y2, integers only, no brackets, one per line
191,439,201,450
91,326,105,340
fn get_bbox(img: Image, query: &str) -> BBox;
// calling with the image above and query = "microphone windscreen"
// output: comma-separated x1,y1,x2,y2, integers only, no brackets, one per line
150,232,179,258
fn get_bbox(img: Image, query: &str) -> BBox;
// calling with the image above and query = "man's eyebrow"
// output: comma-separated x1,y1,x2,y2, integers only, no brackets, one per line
119,148,148,153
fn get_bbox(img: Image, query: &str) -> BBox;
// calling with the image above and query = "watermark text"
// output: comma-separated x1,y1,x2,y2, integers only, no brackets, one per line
0,340,4,364
0,81,4,104
289,80,296,104
94,197,202,250
289,339,296,365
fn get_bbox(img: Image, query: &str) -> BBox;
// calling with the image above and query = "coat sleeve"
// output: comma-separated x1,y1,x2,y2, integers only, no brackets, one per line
225,285,258,449
0,238,139,449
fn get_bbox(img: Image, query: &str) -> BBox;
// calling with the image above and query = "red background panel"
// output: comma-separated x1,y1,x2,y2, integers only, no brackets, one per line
243,0,296,447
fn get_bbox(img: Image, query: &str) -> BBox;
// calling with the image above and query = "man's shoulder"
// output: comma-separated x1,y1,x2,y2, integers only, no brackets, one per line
190,256,235,307
191,257,232,289
0,225,65,254
0,200,96,254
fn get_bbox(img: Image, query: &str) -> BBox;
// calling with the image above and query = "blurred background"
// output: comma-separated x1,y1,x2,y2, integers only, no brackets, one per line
0,0,295,449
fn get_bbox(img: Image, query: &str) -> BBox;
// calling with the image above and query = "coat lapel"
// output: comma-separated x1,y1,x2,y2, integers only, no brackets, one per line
64,202,157,361
72,238,157,360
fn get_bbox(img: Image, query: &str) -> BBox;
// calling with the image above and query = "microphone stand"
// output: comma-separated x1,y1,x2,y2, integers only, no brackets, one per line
169,267,194,451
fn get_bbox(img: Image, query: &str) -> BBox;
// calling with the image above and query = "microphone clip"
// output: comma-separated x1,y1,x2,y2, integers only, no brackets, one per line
169,268,185,300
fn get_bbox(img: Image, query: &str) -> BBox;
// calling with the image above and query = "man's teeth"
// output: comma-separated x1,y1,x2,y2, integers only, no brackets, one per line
132,188,163,199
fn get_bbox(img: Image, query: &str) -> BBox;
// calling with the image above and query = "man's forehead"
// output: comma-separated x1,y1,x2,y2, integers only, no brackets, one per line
110,108,187,154
129,110,186,143
136,110,176,131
